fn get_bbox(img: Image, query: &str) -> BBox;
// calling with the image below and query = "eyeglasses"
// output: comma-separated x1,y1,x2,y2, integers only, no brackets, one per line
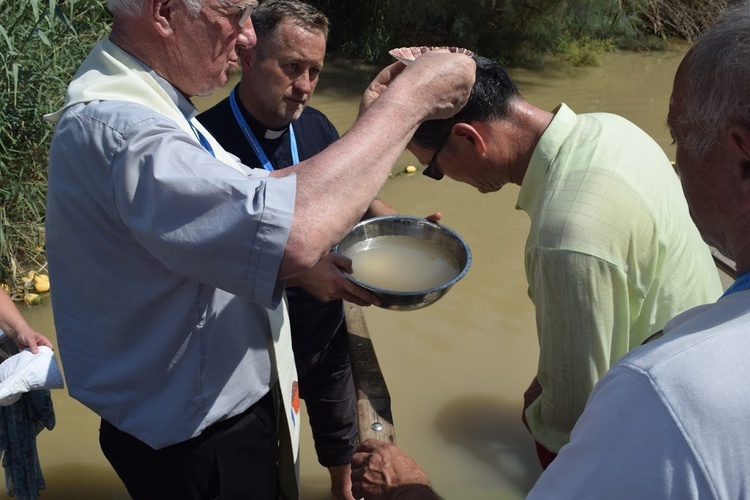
214,0,254,28
422,134,448,180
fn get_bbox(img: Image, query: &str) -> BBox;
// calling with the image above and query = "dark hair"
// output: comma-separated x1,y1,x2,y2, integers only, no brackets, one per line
412,55,521,150
251,0,329,40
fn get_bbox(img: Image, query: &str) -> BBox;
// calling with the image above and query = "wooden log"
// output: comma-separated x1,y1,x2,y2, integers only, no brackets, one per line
344,302,397,445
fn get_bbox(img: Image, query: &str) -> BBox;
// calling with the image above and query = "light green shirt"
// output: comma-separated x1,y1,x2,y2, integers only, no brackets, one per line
517,104,723,453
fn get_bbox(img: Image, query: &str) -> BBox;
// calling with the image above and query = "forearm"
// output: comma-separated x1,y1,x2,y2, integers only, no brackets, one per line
0,290,32,340
279,98,423,275
276,53,475,277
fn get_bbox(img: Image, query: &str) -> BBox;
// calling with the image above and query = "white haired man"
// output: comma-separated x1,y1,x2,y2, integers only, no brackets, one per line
43,0,475,497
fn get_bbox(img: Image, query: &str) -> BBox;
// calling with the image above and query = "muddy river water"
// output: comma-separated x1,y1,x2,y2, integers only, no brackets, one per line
14,44,726,499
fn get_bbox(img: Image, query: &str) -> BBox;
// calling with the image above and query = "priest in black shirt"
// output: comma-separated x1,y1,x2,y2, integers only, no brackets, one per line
198,1,405,498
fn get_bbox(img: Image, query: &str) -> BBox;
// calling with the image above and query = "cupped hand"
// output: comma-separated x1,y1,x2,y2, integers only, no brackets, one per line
406,51,476,121
359,52,475,123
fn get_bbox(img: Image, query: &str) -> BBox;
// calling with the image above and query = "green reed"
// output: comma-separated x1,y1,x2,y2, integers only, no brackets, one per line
0,0,110,295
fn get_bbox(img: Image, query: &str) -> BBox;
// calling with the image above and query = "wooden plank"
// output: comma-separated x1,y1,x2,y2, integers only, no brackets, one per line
344,302,397,444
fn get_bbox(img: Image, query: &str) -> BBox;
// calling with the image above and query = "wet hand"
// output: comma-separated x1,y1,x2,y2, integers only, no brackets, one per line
402,51,476,121
351,439,438,500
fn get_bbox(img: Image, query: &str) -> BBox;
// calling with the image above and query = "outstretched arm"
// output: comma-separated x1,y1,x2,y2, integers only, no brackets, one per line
273,52,475,278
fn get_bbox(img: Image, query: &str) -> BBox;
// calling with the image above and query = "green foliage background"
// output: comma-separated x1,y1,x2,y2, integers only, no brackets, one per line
0,0,736,295
309,0,736,67
1,0,110,294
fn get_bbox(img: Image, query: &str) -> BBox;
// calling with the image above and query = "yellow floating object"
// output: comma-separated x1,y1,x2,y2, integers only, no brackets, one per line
34,279,50,293
405,165,417,174
1,284,10,294
33,274,49,283
24,293,41,305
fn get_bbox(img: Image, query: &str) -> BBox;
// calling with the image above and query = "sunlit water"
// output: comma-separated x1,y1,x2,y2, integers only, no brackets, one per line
15,44,727,500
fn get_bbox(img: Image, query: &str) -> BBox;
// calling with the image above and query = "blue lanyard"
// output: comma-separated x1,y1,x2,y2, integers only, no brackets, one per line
229,87,298,171
189,121,215,157
722,271,750,298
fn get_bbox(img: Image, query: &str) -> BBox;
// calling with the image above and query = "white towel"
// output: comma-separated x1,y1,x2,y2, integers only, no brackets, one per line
0,347,64,407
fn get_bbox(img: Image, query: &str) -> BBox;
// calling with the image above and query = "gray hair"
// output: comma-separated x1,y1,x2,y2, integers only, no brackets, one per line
107,0,203,17
251,0,329,41
677,1,750,160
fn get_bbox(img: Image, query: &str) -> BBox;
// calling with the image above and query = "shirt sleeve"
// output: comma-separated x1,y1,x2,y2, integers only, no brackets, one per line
111,112,295,303
524,249,633,452
527,365,709,499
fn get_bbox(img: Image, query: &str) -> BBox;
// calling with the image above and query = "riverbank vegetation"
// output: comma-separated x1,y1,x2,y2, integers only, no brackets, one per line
310,0,737,67
0,0,738,299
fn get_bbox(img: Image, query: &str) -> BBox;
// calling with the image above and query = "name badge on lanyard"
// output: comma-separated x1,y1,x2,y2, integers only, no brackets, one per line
229,87,299,170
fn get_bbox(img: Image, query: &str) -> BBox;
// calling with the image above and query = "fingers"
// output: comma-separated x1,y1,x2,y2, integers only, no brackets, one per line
328,252,354,273
341,280,381,307
25,339,39,354
369,61,407,88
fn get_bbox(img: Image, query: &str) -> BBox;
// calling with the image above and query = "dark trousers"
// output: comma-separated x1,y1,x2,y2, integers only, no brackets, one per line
296,322,358,467
99,390,277,500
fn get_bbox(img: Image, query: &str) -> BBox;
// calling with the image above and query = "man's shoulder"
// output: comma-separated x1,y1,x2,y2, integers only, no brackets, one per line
296,106,339,141
57,100,172,137
299,106,336,127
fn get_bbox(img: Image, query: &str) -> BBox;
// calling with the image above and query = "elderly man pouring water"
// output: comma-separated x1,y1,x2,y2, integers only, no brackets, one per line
42,0,475,496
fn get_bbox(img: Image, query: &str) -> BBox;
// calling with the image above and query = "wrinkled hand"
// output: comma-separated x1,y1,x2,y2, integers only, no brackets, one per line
359,52,476,122
12,325,54,354
351,439,438,500
290,253,381,307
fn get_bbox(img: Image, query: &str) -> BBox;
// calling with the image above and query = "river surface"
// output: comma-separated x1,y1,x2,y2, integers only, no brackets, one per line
14,44,724,499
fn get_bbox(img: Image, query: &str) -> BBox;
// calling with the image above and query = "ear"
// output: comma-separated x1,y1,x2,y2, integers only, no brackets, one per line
451,122,487,158
727,124,750,212
152,0,175,36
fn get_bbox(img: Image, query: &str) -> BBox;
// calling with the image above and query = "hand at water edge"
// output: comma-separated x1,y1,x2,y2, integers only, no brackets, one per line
351,439,440,499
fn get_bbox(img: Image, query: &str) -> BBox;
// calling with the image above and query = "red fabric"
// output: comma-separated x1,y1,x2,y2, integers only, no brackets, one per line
534,440,557,469
521,377,558,469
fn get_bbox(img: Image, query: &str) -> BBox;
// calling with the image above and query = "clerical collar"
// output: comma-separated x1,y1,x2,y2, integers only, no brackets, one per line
229,87,299,171
264,128,286,140
234,95,289,141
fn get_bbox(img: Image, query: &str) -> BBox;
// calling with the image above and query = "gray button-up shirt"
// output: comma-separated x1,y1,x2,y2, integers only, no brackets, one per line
46,63,296,449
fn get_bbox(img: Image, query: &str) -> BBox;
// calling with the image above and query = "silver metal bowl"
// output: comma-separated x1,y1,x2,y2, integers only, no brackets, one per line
334,215,472,310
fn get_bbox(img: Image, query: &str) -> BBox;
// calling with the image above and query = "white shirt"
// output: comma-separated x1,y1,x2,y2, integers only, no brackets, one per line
528,289,750,499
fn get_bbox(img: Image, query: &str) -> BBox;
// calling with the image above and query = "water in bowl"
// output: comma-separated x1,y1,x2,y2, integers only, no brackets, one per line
345,235,461,292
